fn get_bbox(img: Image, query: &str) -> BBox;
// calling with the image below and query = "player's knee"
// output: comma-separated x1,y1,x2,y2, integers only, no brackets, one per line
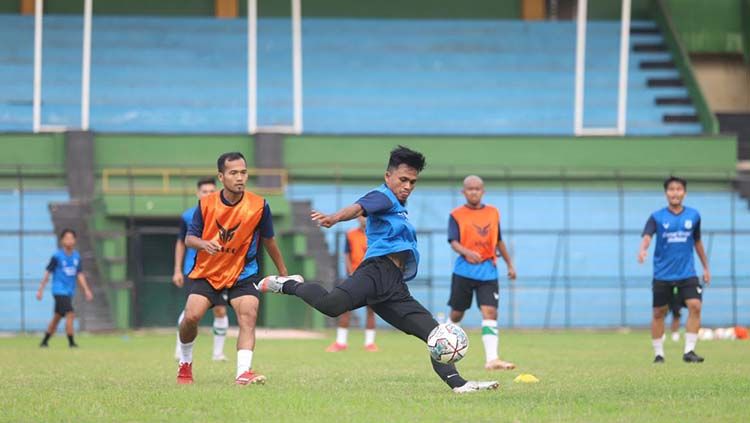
481,308,498,320
182,310,203,326
652,307,668,319
449,310,464,323
687,301,701,315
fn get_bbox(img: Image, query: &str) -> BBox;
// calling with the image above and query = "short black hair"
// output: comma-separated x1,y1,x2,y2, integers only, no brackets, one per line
387,145,426,173
217,152,246,173
663,176,687,191
196,177,216,189
59,228,76,239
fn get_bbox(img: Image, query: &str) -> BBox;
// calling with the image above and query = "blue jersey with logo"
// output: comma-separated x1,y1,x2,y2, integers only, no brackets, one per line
355,184,420,281
46,249,82,296
643,206,701,281
179,206,199,276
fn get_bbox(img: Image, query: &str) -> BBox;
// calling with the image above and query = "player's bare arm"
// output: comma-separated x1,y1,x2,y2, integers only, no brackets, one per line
172,239,186,287
694,239,711,285
449,240,482,264
496,240,516,280
77,273,94,301
36,271,51,300
185,234,221,255
638,234,651,263
311,203,364,228
262,237,288,276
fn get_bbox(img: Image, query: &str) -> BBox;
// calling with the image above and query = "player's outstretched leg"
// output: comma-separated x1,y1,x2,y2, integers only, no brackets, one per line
258,275,354,318
372,300,499,394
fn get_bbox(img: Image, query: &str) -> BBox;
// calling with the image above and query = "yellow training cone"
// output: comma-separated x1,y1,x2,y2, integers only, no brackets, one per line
513,373,539,383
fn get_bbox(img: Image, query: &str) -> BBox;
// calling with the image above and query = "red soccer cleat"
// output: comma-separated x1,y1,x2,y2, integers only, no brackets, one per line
177,362,193,385
235,370,266,386
325,342,348,352
364,343,379,352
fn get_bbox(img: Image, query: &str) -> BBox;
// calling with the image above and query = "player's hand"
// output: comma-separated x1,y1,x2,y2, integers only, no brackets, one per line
172,271,184,288
36,289,43,301
464,250,482,264
703,268,711,286
637,249,648,264
202,239,222,255
311,210,337,228
507,265,517,281
84,289,93,301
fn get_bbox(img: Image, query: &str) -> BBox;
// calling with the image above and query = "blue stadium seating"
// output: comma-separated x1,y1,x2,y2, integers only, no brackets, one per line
288,184,750,328
0,189,71,331
0,15,700,135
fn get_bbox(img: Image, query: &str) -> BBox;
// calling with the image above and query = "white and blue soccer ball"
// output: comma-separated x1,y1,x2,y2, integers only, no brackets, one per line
427,323,468,364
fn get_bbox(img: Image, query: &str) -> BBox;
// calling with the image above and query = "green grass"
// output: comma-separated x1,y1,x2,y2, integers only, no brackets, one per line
1,330,749,422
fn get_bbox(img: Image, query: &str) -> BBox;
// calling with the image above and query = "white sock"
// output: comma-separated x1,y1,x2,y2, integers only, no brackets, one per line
652,337,664,357
179,340,194,364
671,331,680,342
364,329,376,346
684,332,698,354
212,316,229,358
481,319,499,363
336,327,348,345
175,311,185,357
236,349,253,378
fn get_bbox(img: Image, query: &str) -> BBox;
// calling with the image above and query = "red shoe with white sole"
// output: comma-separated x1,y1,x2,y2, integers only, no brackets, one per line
235,370,266,386
177,362,193,385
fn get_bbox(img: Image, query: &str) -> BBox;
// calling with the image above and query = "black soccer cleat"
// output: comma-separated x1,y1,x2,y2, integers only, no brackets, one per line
39,342,48,348
683,351,704,363
653,355,665,364
69,343,79,348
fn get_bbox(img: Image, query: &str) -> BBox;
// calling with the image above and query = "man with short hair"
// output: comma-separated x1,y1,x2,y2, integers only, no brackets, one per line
172,177,229,361
259,146,499,394
36,229,93,348
177,152,295,385
447,175,516,371
639,176,711,364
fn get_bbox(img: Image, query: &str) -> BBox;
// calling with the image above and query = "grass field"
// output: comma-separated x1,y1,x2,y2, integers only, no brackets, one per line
1,329,749,422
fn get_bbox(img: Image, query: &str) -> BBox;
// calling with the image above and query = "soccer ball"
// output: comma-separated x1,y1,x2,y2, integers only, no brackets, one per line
427,323,468,364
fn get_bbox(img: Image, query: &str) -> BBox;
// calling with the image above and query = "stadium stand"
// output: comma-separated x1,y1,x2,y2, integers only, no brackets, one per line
0,15,701,135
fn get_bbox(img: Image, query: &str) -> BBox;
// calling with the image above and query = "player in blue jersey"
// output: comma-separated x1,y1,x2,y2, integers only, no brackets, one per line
638,176,711,364
172,177,229,361
258,146,499,394
36,229,93,348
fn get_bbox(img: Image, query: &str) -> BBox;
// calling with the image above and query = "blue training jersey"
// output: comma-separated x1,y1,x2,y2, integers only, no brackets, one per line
46,249,82,296
179,206,199,276
355,184,420,281
643,206,701,281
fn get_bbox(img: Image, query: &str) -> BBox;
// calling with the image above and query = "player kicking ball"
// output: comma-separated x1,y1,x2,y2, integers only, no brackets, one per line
638,176,710,364
259,146,499,393
177,152,293,385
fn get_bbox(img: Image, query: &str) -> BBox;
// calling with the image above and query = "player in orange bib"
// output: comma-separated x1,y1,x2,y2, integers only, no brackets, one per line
447,175,517,371
325,216,379,352
176,152,297,386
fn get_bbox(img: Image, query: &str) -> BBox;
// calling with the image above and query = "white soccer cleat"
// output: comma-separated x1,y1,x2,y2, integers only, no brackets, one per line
453,380,500,394
256,274,304,293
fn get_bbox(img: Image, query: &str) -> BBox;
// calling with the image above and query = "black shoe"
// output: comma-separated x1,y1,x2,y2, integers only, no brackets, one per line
69,343,79,348
653,355,665,364
683,351,704,363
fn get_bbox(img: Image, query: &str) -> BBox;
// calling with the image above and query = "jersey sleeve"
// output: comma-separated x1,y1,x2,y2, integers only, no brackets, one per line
258,202,275,238
447,215,459,243
642,215,657,237
45,256,58,273
355,191,392,217
178,217,188,241
77,257,83,273
693,217,701,241
187,201,204,237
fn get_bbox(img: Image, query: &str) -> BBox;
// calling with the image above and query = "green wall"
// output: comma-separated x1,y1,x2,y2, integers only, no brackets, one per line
284,135,737,180
44,0,214,16
588,0,652,20
94,134,253,168
666,0,749,56
0,133,64,169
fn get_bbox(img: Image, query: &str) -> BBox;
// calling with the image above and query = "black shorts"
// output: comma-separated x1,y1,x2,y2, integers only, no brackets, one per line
653,277,702,308
447,274,499,312
337,256,431,319
54,295,74,315
184,276,228,306
189,275,260,307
